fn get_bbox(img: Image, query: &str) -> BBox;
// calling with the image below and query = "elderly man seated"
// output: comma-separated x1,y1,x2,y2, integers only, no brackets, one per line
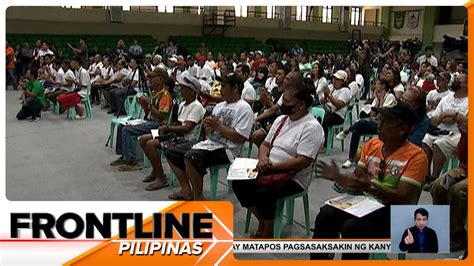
311,101,428,260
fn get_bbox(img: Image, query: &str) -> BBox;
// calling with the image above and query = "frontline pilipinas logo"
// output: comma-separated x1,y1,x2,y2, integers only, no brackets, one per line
9,202,234,265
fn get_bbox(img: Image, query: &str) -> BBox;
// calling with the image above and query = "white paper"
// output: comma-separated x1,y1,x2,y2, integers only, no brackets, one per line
325,195,385,218
192,140,224,151
151,129,159,139
124,119,145,126
227,158,259,180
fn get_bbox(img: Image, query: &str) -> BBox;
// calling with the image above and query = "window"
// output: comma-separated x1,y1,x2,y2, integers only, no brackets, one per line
158,5,174,13
351,7,361,26
267,5,277,19
235,6,248,17
322,6,332,23
296,6,308,21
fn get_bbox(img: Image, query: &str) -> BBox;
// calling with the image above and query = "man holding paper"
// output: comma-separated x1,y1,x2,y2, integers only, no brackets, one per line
110,68,173,172
311,101,428,260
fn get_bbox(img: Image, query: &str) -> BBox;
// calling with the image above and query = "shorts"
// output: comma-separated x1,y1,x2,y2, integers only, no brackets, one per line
164,141,230,176
422,133,460,159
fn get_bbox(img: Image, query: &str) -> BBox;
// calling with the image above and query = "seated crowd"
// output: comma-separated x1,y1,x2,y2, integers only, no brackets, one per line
8,36,468,257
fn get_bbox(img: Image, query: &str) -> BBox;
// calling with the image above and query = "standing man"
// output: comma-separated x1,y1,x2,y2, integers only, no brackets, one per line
416,46,438,68
6,41,18,90
399,208,439,253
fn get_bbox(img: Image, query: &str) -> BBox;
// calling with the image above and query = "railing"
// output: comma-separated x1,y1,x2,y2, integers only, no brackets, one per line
203,9,235,26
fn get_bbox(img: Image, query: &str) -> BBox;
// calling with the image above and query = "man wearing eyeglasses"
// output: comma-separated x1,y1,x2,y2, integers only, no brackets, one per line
310,101,428,260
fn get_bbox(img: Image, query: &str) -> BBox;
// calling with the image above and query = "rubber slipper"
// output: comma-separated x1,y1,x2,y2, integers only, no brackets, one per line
168,191,193,200
142,174,156,183
145,181,169,191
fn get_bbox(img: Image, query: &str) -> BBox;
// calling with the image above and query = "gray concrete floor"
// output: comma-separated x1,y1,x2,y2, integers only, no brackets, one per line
5,90,464,260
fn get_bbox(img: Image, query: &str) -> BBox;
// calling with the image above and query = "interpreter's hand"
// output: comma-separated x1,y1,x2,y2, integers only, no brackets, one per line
404,229,414,245
317,160,341,182
256,156,272,174
203,116,221,131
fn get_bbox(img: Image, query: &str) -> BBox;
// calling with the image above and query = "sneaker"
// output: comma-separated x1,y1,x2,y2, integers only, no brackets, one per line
29,117,40,122
341,160,354,169
336,131,347,141
75,114,85,120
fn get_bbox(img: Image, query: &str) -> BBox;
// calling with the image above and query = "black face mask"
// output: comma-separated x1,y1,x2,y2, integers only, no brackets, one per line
451,80,461,92
280,103,296,115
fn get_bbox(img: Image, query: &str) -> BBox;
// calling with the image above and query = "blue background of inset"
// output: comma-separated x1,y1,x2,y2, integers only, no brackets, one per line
391,205,449,253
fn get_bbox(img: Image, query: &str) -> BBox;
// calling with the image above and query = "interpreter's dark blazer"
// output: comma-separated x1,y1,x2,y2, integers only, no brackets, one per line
399,226,439,253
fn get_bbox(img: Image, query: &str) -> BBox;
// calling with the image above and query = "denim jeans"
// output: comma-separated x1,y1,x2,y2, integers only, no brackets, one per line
110,87,137,113
6,68,18,90
116,121,160,162
348,118,378,160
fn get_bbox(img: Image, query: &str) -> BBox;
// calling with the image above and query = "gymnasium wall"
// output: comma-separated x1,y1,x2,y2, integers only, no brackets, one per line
6,6,383,44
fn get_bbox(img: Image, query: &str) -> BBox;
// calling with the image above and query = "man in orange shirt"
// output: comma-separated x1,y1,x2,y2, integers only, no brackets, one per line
311,101,428,260
110,68,173,172
6,41,18,90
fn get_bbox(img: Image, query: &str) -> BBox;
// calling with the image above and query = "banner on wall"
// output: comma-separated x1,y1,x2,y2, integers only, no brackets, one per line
393,11,405,29
407,10,420,29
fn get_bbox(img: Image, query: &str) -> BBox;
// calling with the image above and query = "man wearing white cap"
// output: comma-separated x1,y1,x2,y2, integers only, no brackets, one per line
320,70,352,149
167,57,178,77
139,73,205,191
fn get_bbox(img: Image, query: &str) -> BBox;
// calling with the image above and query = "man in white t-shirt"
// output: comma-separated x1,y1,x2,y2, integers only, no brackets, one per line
139,74,206,191
320,70,351,148
422,73,468,189
186,55,199,78
109,58,140,115
67,57,90,119
416,46,438,68
37,42,54,58
165,73,254,201
45,59,75,108
197,55,213,84
205,52,215,69
88,54,103,82
426,72,452,117
235,64,256,106
265,61,279,93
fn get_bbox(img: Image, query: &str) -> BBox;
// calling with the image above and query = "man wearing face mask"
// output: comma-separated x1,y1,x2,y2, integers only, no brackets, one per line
421,73,468,190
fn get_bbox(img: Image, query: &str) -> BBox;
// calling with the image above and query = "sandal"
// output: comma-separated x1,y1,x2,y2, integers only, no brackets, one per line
168,191,193,201
142,174,156,183
110,157,126,166
145,180,169,191
118,164,142,172
250,231,263,238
